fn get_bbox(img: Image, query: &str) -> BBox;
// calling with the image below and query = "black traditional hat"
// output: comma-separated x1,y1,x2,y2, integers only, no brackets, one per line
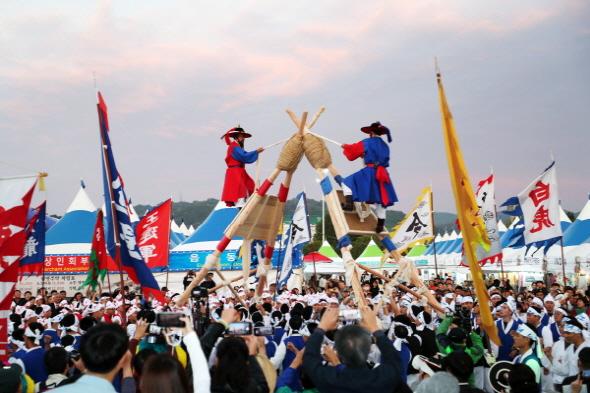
221,125,252,145
360,121,392,143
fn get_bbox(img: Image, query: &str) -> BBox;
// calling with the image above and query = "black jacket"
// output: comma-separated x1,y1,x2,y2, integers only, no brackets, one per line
303,328,402,393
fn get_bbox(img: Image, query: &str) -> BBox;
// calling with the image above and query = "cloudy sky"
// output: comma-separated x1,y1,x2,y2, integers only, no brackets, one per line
1,0,589,216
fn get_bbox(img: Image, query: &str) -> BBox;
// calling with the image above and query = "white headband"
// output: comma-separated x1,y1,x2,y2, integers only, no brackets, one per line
24,327,43,345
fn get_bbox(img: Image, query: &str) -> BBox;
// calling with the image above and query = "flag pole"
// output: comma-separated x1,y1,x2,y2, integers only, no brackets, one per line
560,237,567,285
429,187,440,277
97,95,125,292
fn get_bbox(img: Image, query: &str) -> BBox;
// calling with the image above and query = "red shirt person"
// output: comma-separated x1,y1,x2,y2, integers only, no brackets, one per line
220,126,264,206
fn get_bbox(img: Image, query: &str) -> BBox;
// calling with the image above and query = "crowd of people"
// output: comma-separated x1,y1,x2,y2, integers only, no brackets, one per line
3,266,590,393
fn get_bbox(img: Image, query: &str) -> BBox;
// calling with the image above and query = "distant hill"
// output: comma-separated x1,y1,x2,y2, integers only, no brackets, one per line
135,198,459,234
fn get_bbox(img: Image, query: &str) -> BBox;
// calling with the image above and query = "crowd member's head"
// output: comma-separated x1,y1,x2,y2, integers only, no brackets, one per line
334,325,372,368
497,302,514,321
45,347,69,376
508,363,539,393
133,348,157,379
443,351,474,384
526,306,543,326
212,337,251,392
80,323,130,380
562,317,586,346
24,322,44,348
0,364,22,393
140,353,189,393
511,324,537,354
415,371,459,393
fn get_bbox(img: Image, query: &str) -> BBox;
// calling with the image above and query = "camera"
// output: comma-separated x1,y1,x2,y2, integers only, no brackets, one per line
339,309,361,323
253,326,275,336
227,322,253,336
156,312,186,328
191,286,209,299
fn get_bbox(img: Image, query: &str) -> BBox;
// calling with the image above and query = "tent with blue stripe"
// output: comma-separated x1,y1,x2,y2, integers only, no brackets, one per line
45,185,97,257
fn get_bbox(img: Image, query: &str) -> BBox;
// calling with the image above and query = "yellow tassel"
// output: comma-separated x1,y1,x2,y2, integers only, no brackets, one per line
38,172,48,191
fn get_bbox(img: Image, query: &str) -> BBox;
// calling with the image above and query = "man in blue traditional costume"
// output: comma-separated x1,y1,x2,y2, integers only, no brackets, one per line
340,122,398,233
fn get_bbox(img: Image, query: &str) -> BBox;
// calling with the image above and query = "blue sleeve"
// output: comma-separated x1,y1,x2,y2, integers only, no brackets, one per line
276,367,302,391
231,146,259,164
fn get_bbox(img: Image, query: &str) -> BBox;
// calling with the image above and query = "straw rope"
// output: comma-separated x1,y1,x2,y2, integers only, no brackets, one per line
303,133,332,169
277,134,305,171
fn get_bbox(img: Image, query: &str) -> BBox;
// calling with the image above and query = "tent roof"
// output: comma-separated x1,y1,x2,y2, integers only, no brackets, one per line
358,240,384,259
171,219,182,234
172,202,240,251
179,222,190,237
65,186,95,213
318,240,340,259
562,198,590,247
46,186,97,253
406,243,427,257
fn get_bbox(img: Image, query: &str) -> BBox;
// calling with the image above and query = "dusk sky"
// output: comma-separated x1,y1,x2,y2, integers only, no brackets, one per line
1,1,589,216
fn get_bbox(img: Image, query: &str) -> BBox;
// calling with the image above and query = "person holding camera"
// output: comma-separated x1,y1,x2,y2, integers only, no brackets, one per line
302,305,404,393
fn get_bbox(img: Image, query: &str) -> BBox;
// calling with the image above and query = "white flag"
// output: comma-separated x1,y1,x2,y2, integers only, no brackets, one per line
474,175,502,264
390,187,433,252
518,162,561,245
277,192,311,288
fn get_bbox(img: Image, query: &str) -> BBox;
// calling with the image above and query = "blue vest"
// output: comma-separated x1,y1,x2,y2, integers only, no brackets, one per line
21,347,47,383
496,319,521,361
549,322,560,343
396,343,411,383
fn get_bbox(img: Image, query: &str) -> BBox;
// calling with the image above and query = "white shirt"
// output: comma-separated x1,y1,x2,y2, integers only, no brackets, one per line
566,339,590,377
551,339,571,384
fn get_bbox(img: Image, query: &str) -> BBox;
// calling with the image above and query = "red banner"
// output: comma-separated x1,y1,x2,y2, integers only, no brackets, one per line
43,255,91,273
136,199,172,269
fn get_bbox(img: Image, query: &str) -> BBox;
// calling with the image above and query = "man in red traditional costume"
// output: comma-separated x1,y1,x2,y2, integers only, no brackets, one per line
340,122,398,233
220,126,264,207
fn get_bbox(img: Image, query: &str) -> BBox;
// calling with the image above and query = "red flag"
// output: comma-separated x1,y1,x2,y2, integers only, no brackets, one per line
136,199,172,269
0,179,35,361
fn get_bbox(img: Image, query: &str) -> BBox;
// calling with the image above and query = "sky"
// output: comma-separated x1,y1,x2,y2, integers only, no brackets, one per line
1,0,589,216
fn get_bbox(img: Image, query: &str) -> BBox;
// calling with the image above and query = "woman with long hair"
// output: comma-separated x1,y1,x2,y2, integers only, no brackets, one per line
140,354,190,393
211,336,269,393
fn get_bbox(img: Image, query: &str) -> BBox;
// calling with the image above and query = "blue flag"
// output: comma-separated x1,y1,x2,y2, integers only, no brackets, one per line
277,192,311,288
97,92,163,301
20,202,46,274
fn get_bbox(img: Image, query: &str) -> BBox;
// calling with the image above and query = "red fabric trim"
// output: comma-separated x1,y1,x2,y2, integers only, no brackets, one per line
278,184,289,202
257,180,273,196
264,245,274,259
217,236,231,252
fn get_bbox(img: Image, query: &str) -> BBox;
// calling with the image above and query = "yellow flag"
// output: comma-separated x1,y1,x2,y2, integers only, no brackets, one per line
436,70,499,345
389,186,434,254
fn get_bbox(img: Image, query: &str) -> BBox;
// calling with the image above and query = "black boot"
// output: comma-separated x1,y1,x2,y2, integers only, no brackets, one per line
341,195,354,211
375,218,385,233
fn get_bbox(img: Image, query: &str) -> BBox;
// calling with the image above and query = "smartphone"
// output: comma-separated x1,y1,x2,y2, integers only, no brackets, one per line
227,321,253,336
254,326,275,336
155,312,186,328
